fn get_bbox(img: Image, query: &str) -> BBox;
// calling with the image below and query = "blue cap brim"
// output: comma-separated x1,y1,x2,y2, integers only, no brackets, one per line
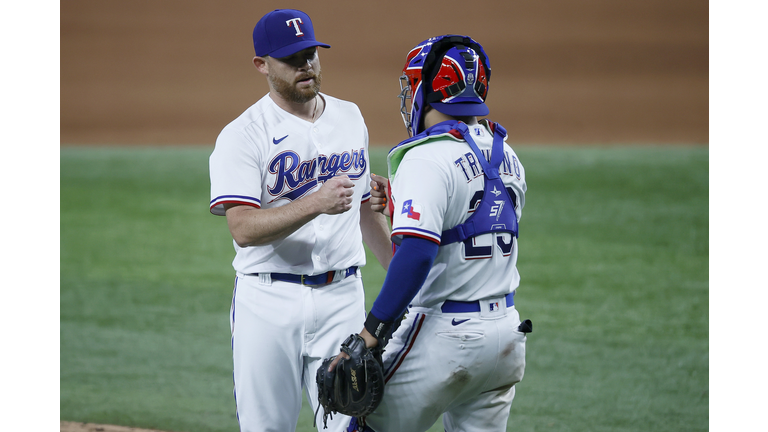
269,41,331,59
430,101,489,117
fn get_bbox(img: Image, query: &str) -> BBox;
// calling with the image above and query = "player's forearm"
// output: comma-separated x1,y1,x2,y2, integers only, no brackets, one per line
360,204,393,270
359,237,437,350
225,175,355,246
369,236,438,321
224,198,322,247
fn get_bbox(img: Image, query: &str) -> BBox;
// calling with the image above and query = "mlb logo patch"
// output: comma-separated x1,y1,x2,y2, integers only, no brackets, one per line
401,199,421,221
489,302,500,312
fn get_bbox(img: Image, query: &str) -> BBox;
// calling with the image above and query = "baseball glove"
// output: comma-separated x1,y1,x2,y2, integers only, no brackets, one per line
315,334,385,428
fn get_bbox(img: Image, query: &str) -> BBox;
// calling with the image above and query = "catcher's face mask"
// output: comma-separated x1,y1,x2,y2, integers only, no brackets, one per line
398,35,492,137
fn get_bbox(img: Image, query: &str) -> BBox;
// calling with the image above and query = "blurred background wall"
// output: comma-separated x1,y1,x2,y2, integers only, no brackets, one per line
60,0,708,146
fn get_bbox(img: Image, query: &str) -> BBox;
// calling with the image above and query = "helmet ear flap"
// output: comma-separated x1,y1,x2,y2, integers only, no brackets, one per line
409,37,465,134
473,60,489,99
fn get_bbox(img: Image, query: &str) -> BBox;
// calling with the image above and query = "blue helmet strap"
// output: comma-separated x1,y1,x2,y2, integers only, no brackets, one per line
426,80,466,103
440,121,518,246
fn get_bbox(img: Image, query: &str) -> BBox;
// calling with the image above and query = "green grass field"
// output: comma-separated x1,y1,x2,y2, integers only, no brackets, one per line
60,145,708,432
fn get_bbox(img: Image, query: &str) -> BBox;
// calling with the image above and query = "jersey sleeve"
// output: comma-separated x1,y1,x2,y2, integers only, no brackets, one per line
390,155,450,245
209,127,264,216
360,123,372,203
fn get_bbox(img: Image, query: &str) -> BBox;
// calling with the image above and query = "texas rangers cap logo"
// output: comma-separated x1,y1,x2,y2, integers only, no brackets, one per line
286,17,304,36
252,9,331,58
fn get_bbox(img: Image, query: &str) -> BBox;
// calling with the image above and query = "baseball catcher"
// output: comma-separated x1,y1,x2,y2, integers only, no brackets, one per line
315,333,386,429
318,34,531,432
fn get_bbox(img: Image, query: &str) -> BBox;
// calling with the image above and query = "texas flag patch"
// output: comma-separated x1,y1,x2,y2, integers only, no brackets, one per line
401,199,421,221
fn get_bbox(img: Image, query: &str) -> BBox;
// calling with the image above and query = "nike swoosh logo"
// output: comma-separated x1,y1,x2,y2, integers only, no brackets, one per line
273,135,288,145
451,318,470,326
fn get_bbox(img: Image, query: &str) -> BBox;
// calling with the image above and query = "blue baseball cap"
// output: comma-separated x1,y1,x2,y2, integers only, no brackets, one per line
252,9,331,58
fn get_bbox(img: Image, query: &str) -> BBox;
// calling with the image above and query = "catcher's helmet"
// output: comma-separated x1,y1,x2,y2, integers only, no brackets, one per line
398,35,491,136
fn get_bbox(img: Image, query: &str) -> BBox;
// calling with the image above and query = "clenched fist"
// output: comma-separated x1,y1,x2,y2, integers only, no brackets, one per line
315,175,355,214
370,173,389,214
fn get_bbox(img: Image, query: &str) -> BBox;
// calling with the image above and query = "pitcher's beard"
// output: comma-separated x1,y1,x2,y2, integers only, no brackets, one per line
270,70,322,104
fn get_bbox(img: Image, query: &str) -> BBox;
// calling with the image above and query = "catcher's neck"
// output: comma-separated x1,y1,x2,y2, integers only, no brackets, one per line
424,108,477,129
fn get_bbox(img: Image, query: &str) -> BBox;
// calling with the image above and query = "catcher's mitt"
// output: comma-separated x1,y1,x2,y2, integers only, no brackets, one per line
315,334,385,428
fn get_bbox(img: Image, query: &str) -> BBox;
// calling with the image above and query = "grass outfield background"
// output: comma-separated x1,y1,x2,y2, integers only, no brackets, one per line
60,146,708,432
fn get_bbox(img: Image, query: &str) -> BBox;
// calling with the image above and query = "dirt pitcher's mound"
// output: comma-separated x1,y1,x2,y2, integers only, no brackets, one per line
61,422,168,432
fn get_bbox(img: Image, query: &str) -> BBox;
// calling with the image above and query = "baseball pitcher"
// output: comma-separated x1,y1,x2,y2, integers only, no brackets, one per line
208,9,391,432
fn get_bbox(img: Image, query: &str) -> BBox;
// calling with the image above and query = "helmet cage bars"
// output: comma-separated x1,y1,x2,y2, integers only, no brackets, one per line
398,35,491,137
397,74,415,134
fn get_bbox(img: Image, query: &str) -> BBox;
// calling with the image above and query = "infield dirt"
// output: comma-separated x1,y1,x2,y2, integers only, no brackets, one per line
60,422,168,432
60,0,708,147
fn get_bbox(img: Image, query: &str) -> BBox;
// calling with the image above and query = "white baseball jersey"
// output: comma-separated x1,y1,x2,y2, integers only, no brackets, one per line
209,92,371,432
209,92,372,275
361,120,529,432
389,120,526,304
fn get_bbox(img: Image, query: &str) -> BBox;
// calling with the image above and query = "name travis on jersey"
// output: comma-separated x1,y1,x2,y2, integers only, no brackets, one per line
267,148,367,202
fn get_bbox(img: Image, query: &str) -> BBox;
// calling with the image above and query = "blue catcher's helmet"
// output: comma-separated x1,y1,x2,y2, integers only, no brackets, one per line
398,35,491,136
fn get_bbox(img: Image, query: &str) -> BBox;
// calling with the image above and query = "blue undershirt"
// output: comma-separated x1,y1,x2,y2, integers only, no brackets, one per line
369,236,439,322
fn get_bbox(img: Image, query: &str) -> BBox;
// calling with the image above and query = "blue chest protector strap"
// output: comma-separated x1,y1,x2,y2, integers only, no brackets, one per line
440,121,519,245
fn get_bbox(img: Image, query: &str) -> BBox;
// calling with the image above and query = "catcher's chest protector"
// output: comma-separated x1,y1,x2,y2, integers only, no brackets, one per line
438,121,519,245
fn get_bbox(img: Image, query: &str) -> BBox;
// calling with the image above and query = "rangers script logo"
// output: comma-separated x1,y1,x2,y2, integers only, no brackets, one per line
267,148,367,203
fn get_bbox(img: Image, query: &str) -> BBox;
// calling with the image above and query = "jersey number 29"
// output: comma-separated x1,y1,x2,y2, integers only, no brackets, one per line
463,233,514,260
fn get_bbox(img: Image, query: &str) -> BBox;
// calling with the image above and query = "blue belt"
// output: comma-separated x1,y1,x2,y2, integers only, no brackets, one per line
266,266,358,286
441,292,515,313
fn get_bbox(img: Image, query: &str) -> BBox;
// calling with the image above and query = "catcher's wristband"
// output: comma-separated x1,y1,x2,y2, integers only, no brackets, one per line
364,312,394,348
